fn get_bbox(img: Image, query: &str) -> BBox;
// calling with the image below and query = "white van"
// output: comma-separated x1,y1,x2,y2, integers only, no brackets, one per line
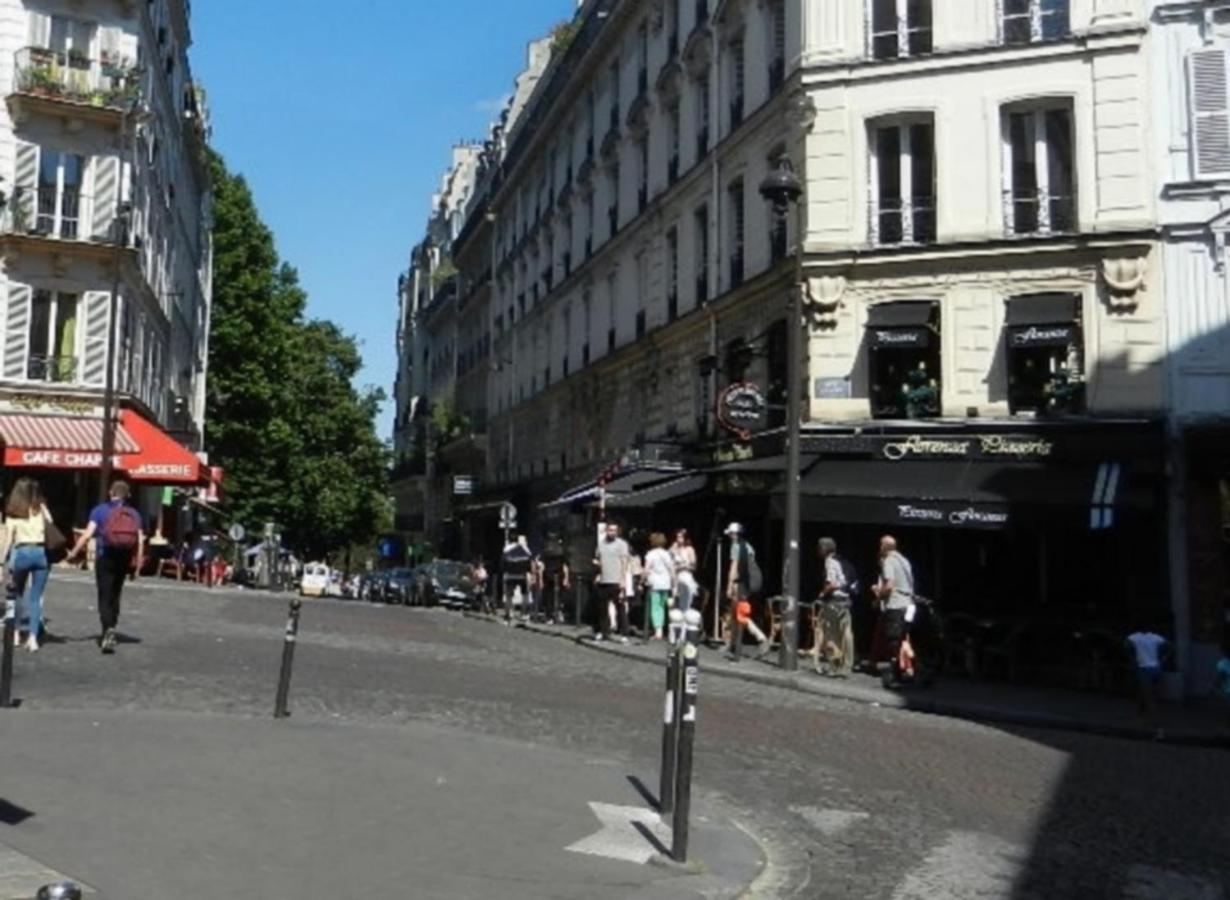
300,562,330,597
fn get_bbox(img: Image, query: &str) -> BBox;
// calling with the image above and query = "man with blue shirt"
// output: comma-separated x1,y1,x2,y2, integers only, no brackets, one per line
68,480,146,654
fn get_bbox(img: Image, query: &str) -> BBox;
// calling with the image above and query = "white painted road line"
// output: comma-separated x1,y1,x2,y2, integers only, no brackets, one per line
566,802,670,865
0,843,92,899
890,831,1025,900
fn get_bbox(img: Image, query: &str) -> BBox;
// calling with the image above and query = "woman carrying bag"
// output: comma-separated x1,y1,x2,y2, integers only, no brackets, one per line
2,477,64,651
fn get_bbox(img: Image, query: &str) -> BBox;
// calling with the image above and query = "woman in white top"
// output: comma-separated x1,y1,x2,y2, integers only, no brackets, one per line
3,477,52,651
669,529,698,613
643,532,676,641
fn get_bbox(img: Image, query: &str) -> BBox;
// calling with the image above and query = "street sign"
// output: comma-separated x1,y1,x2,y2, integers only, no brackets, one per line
228,523,246,542
499,502,517,530
454,475,475,496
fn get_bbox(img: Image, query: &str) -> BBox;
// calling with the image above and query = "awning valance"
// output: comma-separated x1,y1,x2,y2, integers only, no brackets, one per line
866,302,937,348
603,474,708,509
0,414,138,459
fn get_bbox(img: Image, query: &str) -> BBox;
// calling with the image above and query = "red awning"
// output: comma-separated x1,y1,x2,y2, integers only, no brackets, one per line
116,410,202,483
1,409,201,484
1,414,138,468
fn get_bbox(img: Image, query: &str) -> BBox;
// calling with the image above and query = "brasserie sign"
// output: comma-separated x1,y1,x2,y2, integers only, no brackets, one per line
881,434,1055,461
717,382,768,441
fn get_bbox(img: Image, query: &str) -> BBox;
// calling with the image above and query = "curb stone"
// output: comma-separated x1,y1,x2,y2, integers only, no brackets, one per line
462,611,1230,749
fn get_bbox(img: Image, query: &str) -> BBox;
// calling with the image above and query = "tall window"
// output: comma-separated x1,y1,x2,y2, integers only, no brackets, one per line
727,179,744,287
584,196,595,258
869,120,936,245
696,75,711,158
769,0,786,90
668,103,681,183
1002,0,1069,45
695,205,710,303
582,289,592,365
637,22,649,94
638,136,650,212
1187,48,1230,180
667,0,680,56
609,60,621,128
869,0,933,60
29,290,79,382
606,272,618,352
1003,104,1075,236
666,227,679,321
635,252,649,338
608,164,621,237
36,150,84,238
729,38,745,128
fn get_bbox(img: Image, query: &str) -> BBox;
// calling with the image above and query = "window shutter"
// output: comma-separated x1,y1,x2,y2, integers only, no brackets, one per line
2,284,33,380
1188,48,1230,179
90,155,121,241
26,12,51,48
80,290,111,386
13,141,39,233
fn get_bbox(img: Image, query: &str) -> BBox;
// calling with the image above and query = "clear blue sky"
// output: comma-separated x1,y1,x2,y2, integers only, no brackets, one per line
192,0,573,440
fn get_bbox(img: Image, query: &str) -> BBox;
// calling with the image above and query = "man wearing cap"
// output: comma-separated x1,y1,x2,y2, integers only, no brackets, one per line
725,522,770,661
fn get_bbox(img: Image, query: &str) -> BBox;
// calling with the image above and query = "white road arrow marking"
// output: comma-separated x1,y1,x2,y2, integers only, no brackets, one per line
566,802,670,865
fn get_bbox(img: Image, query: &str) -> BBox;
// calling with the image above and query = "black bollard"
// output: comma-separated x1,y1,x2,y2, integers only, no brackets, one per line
671,609,703,863
1,596,14,709
658,609,685,814
273,596,303,719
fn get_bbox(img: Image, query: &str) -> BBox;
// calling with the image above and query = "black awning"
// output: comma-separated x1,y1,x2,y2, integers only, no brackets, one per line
866,302,936,348
789,458,1154,530
604,474,708,509
1005,294,1079,326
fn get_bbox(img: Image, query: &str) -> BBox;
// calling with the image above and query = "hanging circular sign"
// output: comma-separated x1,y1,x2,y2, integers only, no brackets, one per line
716,382,769,441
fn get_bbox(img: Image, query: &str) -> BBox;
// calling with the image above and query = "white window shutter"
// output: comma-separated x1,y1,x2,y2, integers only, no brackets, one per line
26,12,50,48
1188,48,1230,180
91,155,121,241
13,141,40,233
2,284,33,380
80,290,111,386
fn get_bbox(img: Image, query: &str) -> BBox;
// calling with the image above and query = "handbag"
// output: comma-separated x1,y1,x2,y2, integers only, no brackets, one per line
44,512,68,563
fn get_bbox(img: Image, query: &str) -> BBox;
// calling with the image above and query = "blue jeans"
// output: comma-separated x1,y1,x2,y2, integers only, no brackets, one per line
10,544,49,636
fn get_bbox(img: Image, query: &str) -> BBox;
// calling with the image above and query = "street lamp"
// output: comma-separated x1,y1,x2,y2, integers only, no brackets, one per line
759,155,805,672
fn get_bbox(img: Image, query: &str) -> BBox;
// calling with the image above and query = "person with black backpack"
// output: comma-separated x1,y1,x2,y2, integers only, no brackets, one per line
814,537,857,677
67,480,146,654
724,523,770,662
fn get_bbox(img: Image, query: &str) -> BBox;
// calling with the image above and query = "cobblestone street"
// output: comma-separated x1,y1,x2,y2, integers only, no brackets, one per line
2,577,1228,898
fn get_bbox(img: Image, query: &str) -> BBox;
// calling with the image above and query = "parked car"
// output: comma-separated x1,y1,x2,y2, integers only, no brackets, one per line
382,567,418,605
414,560,480,609
360,570,391,603
300,562,330,598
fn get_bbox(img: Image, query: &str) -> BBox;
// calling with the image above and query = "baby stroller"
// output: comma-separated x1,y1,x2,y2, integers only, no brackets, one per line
882,596,944,689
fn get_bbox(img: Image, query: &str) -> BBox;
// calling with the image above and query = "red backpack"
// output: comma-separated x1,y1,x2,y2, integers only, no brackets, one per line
100,504,142,551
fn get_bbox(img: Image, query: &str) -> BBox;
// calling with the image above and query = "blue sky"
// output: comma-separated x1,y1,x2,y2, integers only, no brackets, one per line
192,0,573,439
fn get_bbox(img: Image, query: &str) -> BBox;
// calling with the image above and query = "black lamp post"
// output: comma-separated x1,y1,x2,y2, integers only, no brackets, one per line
759,156,804,672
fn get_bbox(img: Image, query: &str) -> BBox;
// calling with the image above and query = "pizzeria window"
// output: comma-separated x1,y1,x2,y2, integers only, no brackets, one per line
1004,293,1084,415
866,300,941,420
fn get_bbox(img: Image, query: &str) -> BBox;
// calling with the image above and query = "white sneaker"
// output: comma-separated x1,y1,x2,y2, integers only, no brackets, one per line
620,636,630,645
26,635,39,652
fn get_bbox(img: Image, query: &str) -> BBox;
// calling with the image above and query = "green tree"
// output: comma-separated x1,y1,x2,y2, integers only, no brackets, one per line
206,151,390,561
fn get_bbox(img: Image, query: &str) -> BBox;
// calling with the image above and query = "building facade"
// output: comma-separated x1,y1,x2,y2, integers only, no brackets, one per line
1151,0,1230,687
398,0,1221,690
0,0,213,525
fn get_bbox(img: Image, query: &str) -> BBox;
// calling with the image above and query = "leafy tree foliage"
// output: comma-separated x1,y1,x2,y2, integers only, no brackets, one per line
206,152,390,560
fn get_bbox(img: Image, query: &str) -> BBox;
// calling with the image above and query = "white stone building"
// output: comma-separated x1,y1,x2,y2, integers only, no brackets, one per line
0,0,212,522
399,0,1221,690
1150,0,1230,687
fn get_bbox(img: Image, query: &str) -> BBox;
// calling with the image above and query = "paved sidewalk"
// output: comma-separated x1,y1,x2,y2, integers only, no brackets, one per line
1,709,762,900
467,612,1230,747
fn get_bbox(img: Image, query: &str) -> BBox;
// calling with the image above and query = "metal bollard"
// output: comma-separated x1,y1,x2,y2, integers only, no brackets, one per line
659,608,685,815
671,609,703,863
0,596,14,709
273,595,303,719
37,883,82,900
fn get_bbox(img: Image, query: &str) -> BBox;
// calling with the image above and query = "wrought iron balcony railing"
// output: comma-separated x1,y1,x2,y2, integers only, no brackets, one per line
13,47,138,111
869,197,937,246
1002,189,1075,237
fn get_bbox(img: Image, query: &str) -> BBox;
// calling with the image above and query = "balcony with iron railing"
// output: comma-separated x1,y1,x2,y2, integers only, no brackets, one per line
1002,189,1075,238
11,47,139,119
26,354,78,384
2,185,105,244
869,197,937,247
